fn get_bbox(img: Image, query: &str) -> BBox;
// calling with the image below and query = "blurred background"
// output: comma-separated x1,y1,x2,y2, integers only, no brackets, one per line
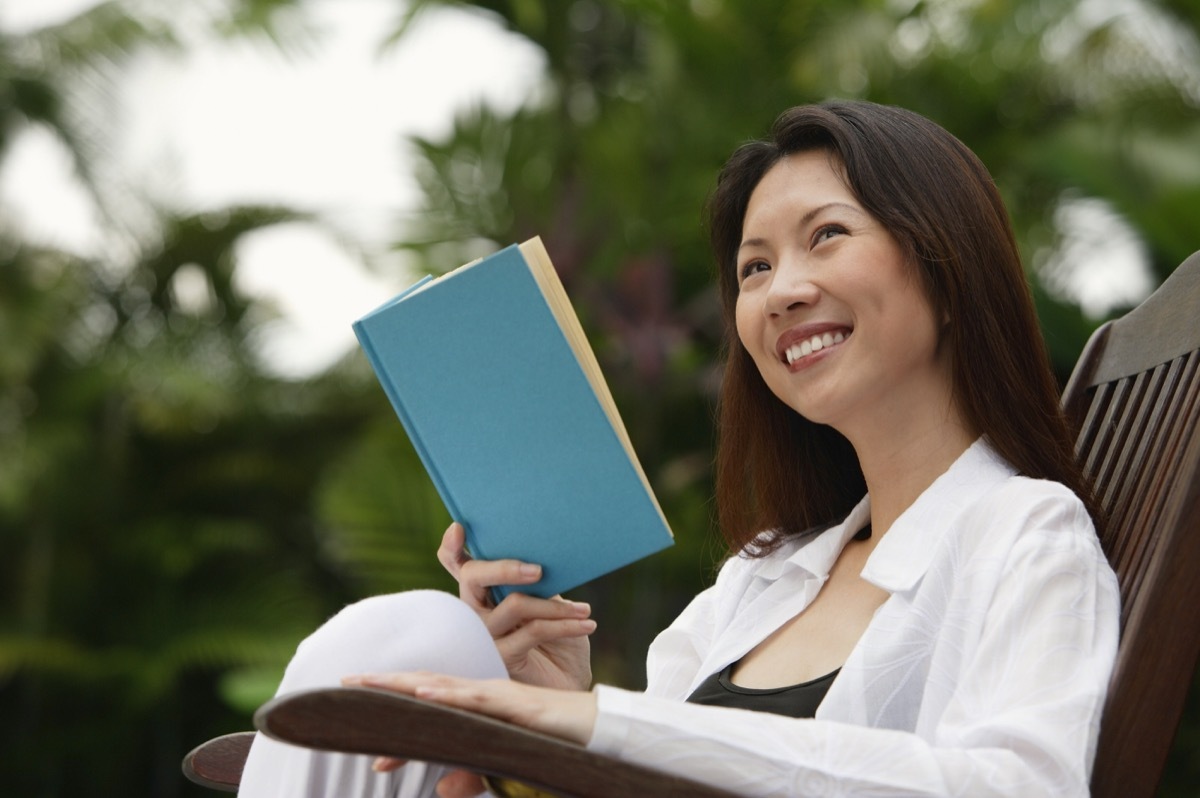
1,0,1197,794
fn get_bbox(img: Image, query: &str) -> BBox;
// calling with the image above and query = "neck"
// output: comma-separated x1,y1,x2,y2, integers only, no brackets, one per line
843,405,976,539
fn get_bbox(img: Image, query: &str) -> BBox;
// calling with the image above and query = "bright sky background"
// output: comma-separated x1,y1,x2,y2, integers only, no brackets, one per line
1,0,1159,378
0,0,544,376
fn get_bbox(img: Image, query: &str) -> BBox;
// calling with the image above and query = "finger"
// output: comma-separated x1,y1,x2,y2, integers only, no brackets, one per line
435,769,487,798
493,617,596,662
436,523,469,580
352,670,462,697
457,558,543,609
486,594,591,638
372,756,405,773
342,672,431,713
354,673,516,717
412,679,511,717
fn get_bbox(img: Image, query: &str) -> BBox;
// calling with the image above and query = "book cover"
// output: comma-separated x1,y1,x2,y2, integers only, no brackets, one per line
352,237,674,600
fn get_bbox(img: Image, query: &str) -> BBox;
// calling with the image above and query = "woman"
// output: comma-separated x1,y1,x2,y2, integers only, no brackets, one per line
239,101,1119,797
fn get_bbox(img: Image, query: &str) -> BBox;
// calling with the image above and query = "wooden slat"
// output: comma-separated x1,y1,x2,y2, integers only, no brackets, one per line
1096,369,1152,518
1084,379,1128,497
1101,372,1147,517
1100,363,1172,548
1104,365,1172,600
1119,354,1200,620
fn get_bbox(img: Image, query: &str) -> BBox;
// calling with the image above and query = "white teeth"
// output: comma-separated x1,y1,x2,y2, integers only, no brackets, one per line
784,331,848,365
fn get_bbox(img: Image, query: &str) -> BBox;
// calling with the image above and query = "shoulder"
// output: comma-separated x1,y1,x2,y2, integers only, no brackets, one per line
956,475,1110,575
964,476,1094,537
909,475,1119,642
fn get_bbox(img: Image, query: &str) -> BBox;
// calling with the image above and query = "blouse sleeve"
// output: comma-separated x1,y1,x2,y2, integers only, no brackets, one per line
587,490,1120,798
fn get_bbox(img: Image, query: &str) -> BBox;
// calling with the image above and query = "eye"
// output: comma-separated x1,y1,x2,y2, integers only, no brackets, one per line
811,223,847,247
738,259,770,283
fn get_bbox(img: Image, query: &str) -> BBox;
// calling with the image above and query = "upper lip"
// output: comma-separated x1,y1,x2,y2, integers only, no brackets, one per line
775,322,852,363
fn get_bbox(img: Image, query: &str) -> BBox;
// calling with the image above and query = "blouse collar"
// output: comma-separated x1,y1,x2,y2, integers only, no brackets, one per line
749,496,872,584
747,438,1015,592
861,437,1016,593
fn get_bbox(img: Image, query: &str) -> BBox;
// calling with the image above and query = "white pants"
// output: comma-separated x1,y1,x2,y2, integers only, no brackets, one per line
238,590,507,797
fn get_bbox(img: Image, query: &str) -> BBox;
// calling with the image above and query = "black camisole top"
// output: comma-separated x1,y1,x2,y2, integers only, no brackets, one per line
685,664,839,718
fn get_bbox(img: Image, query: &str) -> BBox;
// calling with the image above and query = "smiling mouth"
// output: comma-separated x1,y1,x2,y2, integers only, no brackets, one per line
783,331,848,365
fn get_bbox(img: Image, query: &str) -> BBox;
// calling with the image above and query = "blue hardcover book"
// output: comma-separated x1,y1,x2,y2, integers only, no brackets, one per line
352,237,674,599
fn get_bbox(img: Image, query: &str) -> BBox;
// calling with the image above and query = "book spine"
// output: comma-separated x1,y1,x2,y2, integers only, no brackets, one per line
352,320,467,530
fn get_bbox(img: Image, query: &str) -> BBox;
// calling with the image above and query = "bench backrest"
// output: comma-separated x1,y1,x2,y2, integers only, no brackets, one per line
1061,251,1200,797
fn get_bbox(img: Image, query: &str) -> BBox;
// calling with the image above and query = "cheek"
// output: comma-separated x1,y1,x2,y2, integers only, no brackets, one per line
733,298,756,350
734,303,773,372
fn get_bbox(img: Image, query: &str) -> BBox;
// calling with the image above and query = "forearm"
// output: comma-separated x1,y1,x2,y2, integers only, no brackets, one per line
588,685,1090,798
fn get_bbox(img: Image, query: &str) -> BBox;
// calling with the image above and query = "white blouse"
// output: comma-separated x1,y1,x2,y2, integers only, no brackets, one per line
587,440,1120,797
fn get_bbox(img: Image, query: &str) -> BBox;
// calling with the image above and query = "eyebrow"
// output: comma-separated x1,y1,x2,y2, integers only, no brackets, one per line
738,201,863,252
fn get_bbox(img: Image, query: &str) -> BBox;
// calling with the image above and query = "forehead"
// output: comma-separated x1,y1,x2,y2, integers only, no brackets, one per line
743,151,858,230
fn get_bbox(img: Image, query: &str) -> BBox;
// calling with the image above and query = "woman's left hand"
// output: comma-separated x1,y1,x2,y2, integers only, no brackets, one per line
345,672,597,743
341,672,598,785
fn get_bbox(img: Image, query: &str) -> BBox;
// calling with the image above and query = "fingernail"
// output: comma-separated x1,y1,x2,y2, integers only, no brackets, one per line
571,601,591,614
342,675,363,686
519,563,541,578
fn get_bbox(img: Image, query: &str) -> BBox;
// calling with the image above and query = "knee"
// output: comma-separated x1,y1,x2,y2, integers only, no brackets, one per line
323,590,487,644
280,590,501,690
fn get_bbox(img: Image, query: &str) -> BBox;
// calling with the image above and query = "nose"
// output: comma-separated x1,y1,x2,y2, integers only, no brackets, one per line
764,256,820,317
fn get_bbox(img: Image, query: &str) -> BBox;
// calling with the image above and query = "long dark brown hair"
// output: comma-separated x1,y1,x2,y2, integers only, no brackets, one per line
710,100,1095,553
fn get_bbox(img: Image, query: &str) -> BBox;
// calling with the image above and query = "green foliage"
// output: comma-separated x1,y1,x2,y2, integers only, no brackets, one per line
0,209,366,794
3,0,1199,794
315,412,456,596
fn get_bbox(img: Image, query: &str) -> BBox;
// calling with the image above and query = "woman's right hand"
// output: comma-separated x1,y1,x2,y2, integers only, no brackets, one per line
437,522,594,691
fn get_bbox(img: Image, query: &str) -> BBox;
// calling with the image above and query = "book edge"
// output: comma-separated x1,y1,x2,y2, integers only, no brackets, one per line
518,237,674,540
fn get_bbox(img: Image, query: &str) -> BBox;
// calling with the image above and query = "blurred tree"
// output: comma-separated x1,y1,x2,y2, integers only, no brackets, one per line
0,1,395,795
0,210,355,796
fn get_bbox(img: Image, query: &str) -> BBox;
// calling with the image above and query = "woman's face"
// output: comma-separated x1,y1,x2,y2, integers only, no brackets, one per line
734,150,953,438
